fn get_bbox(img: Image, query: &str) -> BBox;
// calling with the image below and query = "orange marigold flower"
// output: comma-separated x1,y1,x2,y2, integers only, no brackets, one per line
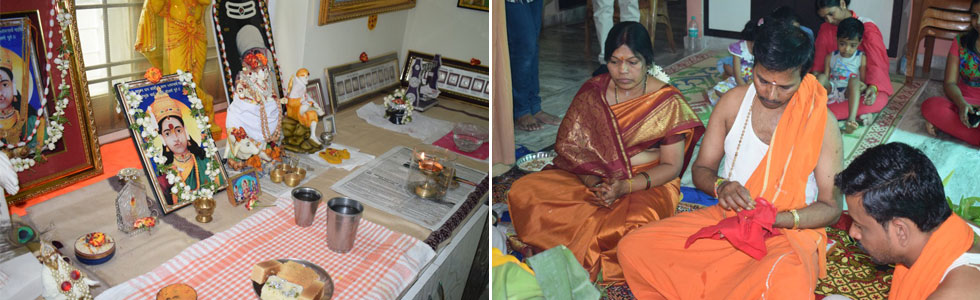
144,67,162,83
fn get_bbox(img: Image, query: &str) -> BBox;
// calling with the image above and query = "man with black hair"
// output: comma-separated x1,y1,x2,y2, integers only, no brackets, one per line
836,142,980,299
619,20,844,299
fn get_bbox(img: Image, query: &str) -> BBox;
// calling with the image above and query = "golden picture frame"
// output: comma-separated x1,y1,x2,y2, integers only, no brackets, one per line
318,0,416,25
2,2,103,205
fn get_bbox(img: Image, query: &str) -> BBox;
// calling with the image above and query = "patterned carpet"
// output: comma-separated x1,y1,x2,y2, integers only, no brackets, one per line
497,50,931,300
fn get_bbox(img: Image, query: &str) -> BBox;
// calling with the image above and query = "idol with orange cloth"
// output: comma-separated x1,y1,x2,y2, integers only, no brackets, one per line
282,68,325,144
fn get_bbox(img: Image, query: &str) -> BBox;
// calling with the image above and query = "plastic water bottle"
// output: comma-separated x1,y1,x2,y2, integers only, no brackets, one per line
688,16,699,38
685,16,701,52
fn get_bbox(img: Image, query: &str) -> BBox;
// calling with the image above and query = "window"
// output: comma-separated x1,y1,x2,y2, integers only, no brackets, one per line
75,0,225,138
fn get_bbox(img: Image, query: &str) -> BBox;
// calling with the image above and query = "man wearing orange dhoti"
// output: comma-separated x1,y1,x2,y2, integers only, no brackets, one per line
619,21,844,299
835,143,980,300
508,22,705,285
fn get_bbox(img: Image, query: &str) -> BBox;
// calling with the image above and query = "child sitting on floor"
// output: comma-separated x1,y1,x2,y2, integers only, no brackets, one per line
707,20,756,105
818,18,871,134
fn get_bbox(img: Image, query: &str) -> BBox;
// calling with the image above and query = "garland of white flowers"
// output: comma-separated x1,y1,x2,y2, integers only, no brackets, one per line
648,64,671,83
119,70,222,204
383,88,413,124
8,0,73,172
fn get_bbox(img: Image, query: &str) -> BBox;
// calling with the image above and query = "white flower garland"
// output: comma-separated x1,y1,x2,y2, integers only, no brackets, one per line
383,88,413,123
119,70,222,204
9,0,73,172
648,64,670,83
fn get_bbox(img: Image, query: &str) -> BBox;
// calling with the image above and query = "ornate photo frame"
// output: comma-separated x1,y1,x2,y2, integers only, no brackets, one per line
402,50,488,107
115,74,228,214
2,1,103,205
210,0,285,102
325,52,399,111
318,0,416,25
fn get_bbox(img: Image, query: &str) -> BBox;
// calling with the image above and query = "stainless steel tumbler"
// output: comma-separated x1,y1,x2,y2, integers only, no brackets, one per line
291,187,322,227
326,197,363,253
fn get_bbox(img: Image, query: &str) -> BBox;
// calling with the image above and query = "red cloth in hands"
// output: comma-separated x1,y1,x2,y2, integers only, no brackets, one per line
684,197,780,260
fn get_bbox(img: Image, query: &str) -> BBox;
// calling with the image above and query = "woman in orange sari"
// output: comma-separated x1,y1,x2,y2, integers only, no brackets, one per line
507,21,705,285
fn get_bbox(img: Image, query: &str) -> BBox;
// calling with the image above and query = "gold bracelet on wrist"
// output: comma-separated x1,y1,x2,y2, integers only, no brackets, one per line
790,209,800,230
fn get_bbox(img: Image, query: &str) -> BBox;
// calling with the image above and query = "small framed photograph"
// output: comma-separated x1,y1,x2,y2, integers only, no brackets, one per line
325,52,400,111
308,78,337,135
227,169,261,206
402,51,488,107
472,78,485,92
447,73,460,86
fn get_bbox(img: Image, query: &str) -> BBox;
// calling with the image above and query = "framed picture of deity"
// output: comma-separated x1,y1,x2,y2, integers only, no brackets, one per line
325,52,400,111
1,2,103,205
457,0,488,12
210,0,285,103
318,0,416,25
227,168,260,207
115,74,229,214
401,51,488,107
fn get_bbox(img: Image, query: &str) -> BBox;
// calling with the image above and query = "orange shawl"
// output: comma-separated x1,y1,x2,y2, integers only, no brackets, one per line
742,74,830,277
889,214,975,300
552,74,704,180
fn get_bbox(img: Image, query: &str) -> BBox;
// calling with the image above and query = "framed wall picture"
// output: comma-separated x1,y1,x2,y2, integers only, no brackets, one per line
2,2,103,205
319,0,416,25
306,78,336,134
211,0,285,103
115,74,229,214
227,169,260,206
457,0,489,12
325,52,399,111
402,51,488,107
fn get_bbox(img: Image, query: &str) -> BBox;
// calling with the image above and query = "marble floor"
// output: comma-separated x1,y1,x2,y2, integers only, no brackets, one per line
516,6,691,152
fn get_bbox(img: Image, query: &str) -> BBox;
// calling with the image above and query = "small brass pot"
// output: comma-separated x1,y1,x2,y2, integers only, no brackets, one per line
284,173,303,187
295,168,307,177
193,197,216,223
270,169,285,183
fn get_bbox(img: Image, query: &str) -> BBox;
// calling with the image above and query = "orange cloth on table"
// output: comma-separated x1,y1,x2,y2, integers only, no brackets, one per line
286,97,318,127
508,74,705,284
619,74,829,299
889,215,975,300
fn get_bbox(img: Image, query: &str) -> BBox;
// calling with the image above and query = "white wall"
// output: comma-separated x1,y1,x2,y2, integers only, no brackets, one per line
850,0,894,47
268,0,487,90
705,0,749,33
400,0,490,68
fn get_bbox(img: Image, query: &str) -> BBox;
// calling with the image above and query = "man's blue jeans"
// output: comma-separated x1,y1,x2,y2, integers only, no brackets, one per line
506,0,542,119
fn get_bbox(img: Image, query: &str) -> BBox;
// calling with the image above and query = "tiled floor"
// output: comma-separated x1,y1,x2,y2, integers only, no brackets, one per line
516,1,695,152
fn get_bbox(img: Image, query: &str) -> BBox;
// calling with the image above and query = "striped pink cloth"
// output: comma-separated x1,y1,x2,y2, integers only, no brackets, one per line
97,198,435,300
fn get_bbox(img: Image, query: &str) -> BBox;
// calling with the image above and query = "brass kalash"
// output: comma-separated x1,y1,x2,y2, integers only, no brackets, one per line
407,147,457,200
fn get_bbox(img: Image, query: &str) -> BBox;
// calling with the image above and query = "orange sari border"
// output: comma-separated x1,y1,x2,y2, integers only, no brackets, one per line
553,74,705,180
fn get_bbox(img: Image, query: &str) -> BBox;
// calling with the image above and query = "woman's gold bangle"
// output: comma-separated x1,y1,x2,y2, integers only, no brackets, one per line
790,209,800,230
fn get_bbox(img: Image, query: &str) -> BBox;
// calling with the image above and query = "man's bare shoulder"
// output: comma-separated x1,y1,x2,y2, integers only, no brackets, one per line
929,265,980,299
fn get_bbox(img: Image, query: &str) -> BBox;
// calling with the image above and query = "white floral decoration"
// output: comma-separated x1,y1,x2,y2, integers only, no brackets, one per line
383,88,413,123
6,0,74,171
119,70,222,204
648,64,670,83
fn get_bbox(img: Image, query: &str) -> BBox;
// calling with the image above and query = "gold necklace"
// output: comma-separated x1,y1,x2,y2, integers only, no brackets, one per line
727,98,753,180
175,152,193,163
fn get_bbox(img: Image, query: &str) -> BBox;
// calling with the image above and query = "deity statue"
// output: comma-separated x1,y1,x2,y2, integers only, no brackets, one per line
135,0,221,138
280,68,325,151
224,49,282,171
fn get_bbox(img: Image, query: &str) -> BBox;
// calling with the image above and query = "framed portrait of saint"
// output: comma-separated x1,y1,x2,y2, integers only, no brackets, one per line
211,0,285,102
2,3,103,204
402,51,488,107
306,78,336,135
116,75,229,214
